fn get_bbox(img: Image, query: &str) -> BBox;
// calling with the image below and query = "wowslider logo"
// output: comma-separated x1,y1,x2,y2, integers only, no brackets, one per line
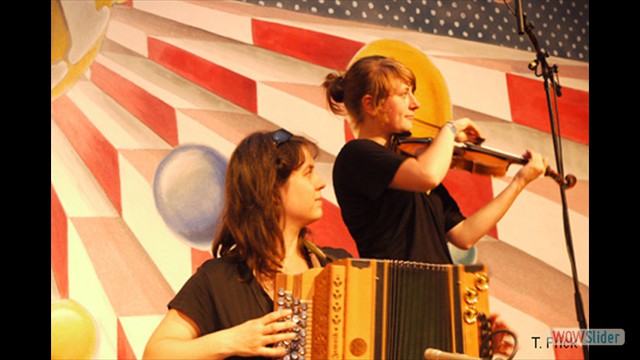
550,328,625,346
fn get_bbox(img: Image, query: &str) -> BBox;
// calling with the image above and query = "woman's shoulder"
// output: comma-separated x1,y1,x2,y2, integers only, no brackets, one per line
195,256,244,280
336,139,389,164
341,138,385,152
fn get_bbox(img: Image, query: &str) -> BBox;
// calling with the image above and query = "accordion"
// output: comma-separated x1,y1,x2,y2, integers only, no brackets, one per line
274,258,491,360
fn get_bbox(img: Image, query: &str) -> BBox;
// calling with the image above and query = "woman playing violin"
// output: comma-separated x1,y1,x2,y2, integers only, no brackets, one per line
323,55,548,264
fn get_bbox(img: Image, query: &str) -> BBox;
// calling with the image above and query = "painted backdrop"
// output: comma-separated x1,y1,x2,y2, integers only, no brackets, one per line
51,1,589,359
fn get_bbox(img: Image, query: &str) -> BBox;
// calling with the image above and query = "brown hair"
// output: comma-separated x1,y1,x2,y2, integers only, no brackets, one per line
211,130,319,282
323,55,416,129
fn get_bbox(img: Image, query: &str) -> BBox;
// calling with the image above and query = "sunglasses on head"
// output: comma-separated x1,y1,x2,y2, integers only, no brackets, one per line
271,128,293,147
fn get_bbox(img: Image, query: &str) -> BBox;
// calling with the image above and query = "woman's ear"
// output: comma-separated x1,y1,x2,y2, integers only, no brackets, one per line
361,94,377,116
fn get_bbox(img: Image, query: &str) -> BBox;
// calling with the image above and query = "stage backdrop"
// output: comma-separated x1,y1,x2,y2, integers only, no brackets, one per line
51,1,589,359
241,0,589,63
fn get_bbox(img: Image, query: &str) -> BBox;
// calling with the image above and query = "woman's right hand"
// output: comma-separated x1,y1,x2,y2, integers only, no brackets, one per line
143,308,298,360
450,118,483,144
222,309,298,358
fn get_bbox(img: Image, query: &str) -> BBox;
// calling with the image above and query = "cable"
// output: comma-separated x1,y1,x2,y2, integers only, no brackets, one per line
480,328,518,360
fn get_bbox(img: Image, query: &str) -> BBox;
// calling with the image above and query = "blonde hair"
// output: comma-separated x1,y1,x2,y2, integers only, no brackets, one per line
323,55,416,129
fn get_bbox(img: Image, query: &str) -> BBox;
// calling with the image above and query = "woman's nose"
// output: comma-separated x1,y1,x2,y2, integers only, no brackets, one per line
410,93,420,110
316,174,326,190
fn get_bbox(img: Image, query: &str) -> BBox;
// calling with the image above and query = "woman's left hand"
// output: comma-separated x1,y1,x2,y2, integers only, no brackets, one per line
515,150,548,186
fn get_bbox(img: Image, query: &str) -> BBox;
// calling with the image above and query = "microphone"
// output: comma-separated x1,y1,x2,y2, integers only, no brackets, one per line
514,0,525,34
424,348,481,360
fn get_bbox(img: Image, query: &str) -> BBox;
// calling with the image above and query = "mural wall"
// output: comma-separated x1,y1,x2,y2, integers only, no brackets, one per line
241,0,590,62
51,0,589,359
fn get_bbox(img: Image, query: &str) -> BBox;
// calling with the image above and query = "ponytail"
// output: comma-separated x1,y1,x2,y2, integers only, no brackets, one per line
323,72,346,115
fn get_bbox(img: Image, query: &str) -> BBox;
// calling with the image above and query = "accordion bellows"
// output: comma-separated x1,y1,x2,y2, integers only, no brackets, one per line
274,258,491,360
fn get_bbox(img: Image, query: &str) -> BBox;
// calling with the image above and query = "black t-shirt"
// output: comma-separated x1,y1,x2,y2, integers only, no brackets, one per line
168,246,350,360
333,139,466,264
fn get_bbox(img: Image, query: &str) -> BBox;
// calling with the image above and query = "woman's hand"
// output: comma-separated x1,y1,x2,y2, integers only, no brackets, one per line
490,313,517,357
451,118,484,144
514,150,548,187
144,308,298,359
221,309,298,358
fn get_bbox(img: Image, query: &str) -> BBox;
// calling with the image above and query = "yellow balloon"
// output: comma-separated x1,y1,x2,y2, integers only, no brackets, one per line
51,299,97,360
350,39,452,138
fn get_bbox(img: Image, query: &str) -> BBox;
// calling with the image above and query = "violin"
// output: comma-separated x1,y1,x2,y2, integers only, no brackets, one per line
391,133,577,189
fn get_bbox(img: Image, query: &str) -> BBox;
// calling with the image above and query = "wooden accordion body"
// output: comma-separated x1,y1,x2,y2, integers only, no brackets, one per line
274,258,490,360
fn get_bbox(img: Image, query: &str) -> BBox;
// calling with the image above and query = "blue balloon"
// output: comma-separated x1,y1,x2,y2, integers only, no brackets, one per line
153,145,227,250
448,244,478,265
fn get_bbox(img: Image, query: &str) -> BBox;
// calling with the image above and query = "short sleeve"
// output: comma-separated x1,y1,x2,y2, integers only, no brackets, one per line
168,261,218,335
434,185,466,232
333,140,406,200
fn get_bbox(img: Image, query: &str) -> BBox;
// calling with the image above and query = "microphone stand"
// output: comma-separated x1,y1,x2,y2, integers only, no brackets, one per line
512,3,589,360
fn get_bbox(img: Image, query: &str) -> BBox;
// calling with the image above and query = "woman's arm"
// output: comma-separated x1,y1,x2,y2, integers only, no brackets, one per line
447,150,547,249
143,308,297,360
390,118,483,192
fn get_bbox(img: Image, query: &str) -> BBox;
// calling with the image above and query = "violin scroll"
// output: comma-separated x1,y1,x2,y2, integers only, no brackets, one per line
544,167,577,189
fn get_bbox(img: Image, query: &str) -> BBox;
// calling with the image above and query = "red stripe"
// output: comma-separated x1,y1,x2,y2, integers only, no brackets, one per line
443,171,498,239
252,19,364,71
51,96,122,213
343,119,355,143
51,184,68,299
507,74,589,146
91,61,179,146
72,217,173,315
148,38,257,113
553,343,584,360
308,199,359,258
191,248,212,275
117,319,136,360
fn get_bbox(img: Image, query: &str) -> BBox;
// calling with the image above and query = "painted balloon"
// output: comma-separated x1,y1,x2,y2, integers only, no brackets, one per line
154,145,227,250
51,0,125,101
448,243,478,265
51,299,98,360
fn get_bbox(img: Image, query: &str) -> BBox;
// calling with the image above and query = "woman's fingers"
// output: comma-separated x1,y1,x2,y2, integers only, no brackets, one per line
263,319,297,335
262,309,293,324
